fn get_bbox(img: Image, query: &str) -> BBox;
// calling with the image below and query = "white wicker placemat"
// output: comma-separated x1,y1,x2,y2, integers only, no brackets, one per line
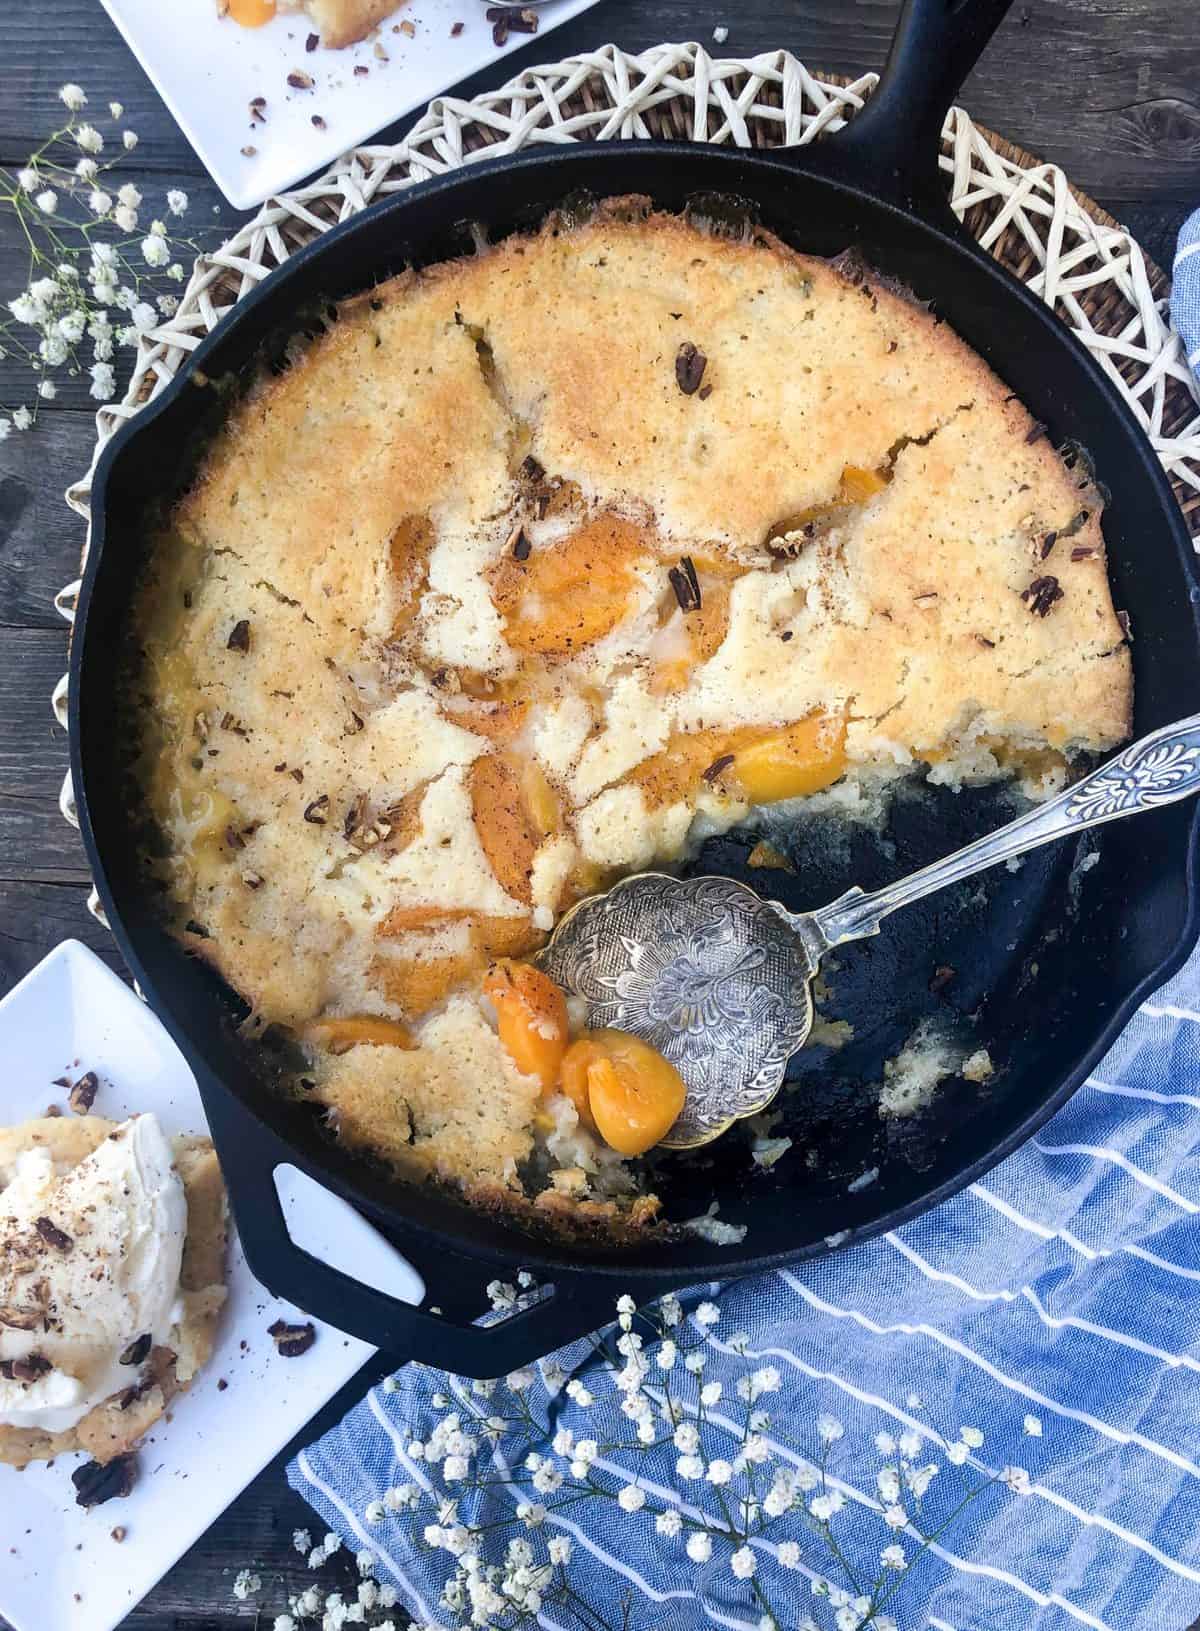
52,41,1200,926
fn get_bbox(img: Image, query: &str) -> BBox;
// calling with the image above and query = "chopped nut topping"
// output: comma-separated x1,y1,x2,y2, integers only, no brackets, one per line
399,18,415,36
1025,421,1047,445
1116,609,1132,640
72,1454,137,1508
287,70,314,90
353,64,369,75
226,619,251,653
344,710,365,735
249,97,267,123
373,41,389,59
111,1527,127,1543
268,1318,317,1358
0,1352,51,1383
304,795,330,824
224,825,245,851
451,19,464,35
241,145,258,157
242,870,264,889
668,556,701,612
1070,545,1097,561
488,5,538,45
311,115,327,130
510,527,532,561
912,592,939,608
674,341,707,395
1039,531,1058,560
305,31,319,50
974,633,996,649
698,382,714,401
119,1334,153,1367
0,1305,41,1331
35,1216,73,1252
702,753,735,784
1021,575,1064,617
68,1071,99,1115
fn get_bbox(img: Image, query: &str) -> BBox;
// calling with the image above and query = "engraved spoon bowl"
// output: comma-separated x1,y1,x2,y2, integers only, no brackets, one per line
540,713,1200,1148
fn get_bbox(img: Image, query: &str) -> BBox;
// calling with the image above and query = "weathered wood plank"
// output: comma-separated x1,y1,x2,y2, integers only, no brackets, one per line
1,0,1198,201
0,409,92,624
0,878,121,987
0,626,81,877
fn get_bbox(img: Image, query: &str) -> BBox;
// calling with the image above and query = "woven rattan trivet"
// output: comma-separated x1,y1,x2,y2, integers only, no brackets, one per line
53,42,1200,921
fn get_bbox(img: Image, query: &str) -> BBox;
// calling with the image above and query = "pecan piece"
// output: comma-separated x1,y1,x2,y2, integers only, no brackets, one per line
68,1071,98,1115
268,1319,316,1358
674,341,707,396
226,619,251,653
1020,575,1064,617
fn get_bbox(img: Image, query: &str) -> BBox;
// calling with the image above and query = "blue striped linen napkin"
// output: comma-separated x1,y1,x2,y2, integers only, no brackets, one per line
1172,207,1200,376
290,946,1200,1631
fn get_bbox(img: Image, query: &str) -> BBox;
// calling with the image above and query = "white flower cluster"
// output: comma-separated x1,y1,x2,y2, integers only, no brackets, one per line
1,85,199,438
246,1291,1039,1631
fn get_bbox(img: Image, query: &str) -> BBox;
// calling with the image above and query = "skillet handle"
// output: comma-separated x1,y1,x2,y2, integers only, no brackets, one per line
198,1070,623,1377
827,0,1014,220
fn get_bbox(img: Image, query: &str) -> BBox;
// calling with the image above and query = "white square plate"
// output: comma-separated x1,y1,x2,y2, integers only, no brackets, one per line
96,0,600,208
0,941,422,1631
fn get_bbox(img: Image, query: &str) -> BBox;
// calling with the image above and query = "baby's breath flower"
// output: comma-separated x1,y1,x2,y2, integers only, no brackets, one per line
743,1432,770,1464
655,1509,682,1538
506,1366,535,1391
816,1413,844,1444
945,1440,969,1465
322,1533,342,1556
730,1545,756,1580
616,1292,636,1316
114,204,138,233
232,1570,261,1600
883,1502,907,1529
898,1429,922,1458
695,1301,720,1326
699,1380,721,1406
17,167,38,192
881,1542,907,1569
532,1463,562,1494
552,1427,574,1457
874,1430,897,1455
515,1501,545,1527
12,406,33,431
906,1462,939,1498
109,100,123,118
9,294,39,325
306,1545,327,1569
673,1422,699,1453
906,1392,923,1410
381,1374,399,1393
57,309,85,342
659,1292,682,1326
0,419,10,441
617,1483,645,1512
36,190,57,215
74,157,98,180
1023,1413,1043,1437
959,1425,984,1448
676,1453,704,1480
363,1499,384,1525
117,182,142,209
685,1531,712,1563
60,83,87,109
809,1491,845,1522
877,1467,901,1504
357,1580,378,1610
547,1536,572,1565
1002,1464,1032,1494
684,1351,706,1373
88,190,113,216
38,379,57,401
274,1617,296,1631
123,130,138,150
656,1338,677,1370
39,333,67,366
706,1459,733,1486
777,1540,802,1568
565,1378,594,1406
75,124,103,153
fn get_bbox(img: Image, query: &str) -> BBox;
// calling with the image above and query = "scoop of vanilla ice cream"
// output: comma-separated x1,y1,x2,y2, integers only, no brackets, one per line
0,1113,187,1433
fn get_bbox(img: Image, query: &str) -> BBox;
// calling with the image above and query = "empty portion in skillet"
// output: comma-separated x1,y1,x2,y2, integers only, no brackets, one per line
126,198,1131,1241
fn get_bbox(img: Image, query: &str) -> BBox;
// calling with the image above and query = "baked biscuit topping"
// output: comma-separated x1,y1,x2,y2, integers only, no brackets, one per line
133,202,1131,1232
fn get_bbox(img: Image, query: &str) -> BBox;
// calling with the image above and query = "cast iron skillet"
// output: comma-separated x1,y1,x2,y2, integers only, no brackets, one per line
71,0,1200,1373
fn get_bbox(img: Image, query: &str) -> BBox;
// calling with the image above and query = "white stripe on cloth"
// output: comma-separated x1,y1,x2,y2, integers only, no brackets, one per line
294,1448,438,1626
779,1271,1200,1480
888,1235,1200,1372
1087,1076,1200,1112
1031,1140,1200,1212
969,1183,1107,1259
704,1326,1200,1586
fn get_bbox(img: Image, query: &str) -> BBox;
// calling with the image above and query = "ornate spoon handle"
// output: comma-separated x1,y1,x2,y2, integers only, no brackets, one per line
801,714,1200,951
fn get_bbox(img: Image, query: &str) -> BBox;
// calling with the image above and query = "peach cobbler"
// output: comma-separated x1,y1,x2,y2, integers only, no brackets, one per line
132,200,1131,1234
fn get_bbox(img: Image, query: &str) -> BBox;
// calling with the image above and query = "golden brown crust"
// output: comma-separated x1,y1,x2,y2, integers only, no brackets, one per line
133,202,1132,1230
0,1120,227,1468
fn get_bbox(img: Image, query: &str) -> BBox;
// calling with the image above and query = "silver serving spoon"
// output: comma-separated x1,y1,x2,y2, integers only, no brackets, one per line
540,713,1200,1149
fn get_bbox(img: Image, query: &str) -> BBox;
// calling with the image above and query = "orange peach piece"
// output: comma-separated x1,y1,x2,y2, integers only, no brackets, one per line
483,960,568,1089
302,1015,416,1055
561,1030,686,1156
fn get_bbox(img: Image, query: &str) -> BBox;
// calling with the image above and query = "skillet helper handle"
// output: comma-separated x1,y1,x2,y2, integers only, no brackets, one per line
810,713,1200,948
198,1073,619,1375
829,0,1014,218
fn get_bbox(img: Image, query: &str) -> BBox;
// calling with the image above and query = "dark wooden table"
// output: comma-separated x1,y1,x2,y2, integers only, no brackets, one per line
2,1,1198,1623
